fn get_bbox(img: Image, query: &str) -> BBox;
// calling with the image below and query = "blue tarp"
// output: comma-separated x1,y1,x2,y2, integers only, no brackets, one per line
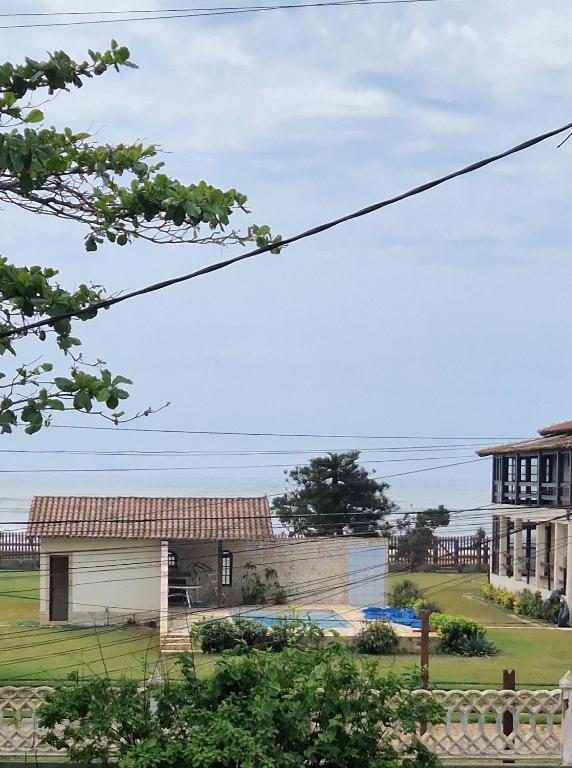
362,606,422,630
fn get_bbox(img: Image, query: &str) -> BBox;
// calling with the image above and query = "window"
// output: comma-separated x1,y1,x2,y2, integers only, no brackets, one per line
506,520,514,577
221,550,233,586
541,455,555,484
523,524,536,582
168,550,177,569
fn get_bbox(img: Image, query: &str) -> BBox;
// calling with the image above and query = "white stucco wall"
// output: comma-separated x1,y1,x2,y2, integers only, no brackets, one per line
168,537,387,608
40,538,162,625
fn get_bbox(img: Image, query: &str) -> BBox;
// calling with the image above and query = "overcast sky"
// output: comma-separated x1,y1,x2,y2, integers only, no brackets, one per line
2,0,572,527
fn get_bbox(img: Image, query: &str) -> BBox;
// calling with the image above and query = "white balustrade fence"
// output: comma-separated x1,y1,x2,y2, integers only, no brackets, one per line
408,688,562,760
0,683,569,762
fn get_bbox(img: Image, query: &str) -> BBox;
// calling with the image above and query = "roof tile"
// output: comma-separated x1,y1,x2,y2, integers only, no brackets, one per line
27,496,273,540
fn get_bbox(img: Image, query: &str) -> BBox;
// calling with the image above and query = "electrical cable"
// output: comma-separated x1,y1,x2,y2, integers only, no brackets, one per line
0,0,459,30
4,120,572,341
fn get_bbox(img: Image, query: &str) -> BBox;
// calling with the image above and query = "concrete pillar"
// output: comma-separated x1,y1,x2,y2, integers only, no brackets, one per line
566,522,572,601
159,540,169,639
499,516,508,577
39,551,49,624
554,524,567,591
514,519,523,580
535,523,546,589
560,671,572,767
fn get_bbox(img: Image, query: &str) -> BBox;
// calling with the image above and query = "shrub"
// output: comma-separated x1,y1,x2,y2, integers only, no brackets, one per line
482,584,561,624
38,643,444,768
430,613,487,655
355,621,398,655
233,618,270,648
389,579,422,608
457,633,498,657
413,598,442,616
274,586,288,605
268,615,324,651
199,618,238,654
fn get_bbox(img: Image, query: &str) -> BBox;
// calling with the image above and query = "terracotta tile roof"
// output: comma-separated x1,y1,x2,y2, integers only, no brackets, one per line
538,420,572,436
27,496,273,540
477,419,572,456
476,436,572,456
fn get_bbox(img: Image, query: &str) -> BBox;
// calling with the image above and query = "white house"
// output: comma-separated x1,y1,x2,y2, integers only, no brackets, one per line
27,495,388,638
478,419,572,599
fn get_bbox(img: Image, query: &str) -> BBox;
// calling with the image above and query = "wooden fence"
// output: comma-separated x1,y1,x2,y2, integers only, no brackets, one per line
0,532,41,561
0,532,489,567
388,535,489,567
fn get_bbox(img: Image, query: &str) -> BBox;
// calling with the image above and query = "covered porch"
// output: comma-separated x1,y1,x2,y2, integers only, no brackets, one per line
490,509,572,599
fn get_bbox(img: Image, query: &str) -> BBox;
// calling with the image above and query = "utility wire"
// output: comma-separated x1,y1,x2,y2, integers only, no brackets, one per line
0,0,454,17
0,455,482,474
49,426,525,439
3,120,572,341
0,0,455,30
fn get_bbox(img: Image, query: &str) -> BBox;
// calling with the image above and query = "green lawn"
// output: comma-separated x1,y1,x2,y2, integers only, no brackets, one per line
0,569,570,687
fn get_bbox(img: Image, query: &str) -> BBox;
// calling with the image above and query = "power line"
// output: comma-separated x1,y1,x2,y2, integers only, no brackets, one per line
48,425,524,440
4,120,572,341
0,0,455,30
0,0,453,16
0,455,481,474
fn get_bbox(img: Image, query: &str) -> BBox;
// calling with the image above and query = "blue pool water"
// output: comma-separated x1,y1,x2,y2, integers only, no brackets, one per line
234,609,351,629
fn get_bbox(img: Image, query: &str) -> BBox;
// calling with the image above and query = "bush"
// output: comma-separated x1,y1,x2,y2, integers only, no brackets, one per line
457,633,498,657
233,618,270,648
268,615,324,651
355,621,398,655
39,643,444,768
430,613,487,655
413,598,442,616
389,579,422,608
197,615,323,654
482,584,561,624
199,618,238,654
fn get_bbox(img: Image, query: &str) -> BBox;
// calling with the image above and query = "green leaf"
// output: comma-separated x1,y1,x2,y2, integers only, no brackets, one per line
25,108,44,123
46,399,65,411
73,391,92,411
85,234,98,252
54,377,75,392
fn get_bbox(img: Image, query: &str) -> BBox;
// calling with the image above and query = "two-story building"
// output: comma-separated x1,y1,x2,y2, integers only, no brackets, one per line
478,420,572,599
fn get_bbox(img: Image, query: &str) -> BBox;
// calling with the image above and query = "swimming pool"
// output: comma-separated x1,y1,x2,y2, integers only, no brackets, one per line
234,609,351,629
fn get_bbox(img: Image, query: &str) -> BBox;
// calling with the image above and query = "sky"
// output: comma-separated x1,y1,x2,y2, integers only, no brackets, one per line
2,0,572,529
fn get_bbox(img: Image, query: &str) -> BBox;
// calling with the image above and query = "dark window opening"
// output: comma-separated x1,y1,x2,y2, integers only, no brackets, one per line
506,520,514,578
168,550,177,569
221,551,232,586
523,524,536,582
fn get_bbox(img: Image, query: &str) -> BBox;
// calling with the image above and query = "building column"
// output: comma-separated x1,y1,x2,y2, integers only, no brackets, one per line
535,523,546,589
499,516,508,577
566,522,572,600
554,524,567,591
159,540,169,640
514,518,523,580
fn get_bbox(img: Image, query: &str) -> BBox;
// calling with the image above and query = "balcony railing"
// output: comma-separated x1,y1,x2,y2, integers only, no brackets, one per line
493,480,570,507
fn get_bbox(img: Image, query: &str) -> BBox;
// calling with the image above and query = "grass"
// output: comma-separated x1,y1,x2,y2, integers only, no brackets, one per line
0,569,569,687
380,571,570,688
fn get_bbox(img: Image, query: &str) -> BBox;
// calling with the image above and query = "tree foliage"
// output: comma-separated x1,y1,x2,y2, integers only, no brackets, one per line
272,451,397,536
38,643,442,768
395,505,451,567
0,44,279,434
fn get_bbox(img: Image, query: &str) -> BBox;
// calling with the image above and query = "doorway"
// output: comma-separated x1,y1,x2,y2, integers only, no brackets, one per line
49,555,69,621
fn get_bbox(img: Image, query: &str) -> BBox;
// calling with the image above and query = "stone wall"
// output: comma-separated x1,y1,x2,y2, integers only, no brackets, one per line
168,537,387,608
